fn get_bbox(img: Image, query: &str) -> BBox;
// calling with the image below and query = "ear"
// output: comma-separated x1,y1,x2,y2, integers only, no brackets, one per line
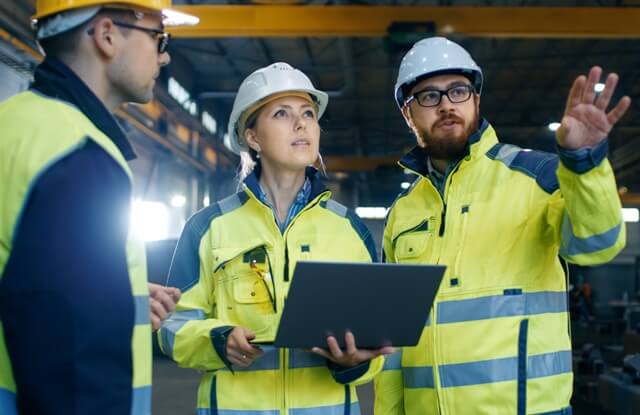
90,17,118,59
401,105,416,130
244,128,261,153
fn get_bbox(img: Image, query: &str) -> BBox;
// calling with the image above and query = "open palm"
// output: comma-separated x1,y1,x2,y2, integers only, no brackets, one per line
557,66,631,150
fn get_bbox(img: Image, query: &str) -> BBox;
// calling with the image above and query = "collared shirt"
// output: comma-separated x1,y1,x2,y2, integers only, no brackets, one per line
426,157,462,198
257,177,312,233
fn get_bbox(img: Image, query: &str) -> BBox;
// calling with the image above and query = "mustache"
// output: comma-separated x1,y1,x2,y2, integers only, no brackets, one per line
435,113,465,128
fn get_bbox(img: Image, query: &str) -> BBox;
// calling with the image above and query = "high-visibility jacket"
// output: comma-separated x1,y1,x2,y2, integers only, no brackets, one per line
375,120,624,415
0,90,152,414
159,168,383,415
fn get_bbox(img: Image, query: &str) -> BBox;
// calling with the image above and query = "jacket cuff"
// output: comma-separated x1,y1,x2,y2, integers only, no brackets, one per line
211,325,235,372
557,139,608,174
327,360,371,384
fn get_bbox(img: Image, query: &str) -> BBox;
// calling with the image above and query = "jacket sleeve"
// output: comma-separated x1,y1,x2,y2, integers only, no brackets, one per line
0,141,136,414
374,350,406,415
157,211,233,371
545,140,625,265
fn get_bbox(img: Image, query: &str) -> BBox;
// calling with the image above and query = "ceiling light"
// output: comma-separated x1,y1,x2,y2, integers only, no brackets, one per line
548,122,561,132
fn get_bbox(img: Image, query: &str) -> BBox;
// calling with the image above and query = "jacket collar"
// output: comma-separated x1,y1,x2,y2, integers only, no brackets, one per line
30,57,136,161
398,118,497,176
242,165,329,204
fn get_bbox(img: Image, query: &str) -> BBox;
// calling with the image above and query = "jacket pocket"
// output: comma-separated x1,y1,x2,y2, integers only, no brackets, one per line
212,244,277,341
393,219,432,262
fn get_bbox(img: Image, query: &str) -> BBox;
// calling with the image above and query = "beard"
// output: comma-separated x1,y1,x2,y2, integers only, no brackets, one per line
415,109,480,160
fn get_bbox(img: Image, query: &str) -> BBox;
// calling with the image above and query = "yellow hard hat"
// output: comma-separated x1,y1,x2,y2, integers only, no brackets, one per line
33,1,198,26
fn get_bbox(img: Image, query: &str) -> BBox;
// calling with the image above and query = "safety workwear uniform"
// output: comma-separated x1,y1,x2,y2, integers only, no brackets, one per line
0,88,151,414
159,168,383,415
375,120,624,415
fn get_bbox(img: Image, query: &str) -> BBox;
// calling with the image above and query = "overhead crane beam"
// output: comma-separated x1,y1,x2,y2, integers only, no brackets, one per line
170,6,640,39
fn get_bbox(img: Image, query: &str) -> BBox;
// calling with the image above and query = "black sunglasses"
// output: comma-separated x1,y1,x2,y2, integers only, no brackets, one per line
111,21,170,54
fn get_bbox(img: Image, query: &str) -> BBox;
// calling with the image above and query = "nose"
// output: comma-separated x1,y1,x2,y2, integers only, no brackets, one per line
438,93,455,113
294,114,307,131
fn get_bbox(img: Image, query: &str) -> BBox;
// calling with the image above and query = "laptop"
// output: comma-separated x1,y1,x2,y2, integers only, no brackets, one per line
273,261,446,349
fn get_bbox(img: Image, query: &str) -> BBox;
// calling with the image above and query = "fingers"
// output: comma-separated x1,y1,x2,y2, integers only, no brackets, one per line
150,297,169,321
150,313,161,331
326,336,344,359
227,327,263,368
344,331,358,360
580,66,601,105
607,95,632,126
594,72,619,111
167,287,182,302
151,287,179,315
564,74,586,116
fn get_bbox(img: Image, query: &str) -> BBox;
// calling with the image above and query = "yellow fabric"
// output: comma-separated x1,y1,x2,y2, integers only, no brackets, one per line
159,184,382,414
375,123,624,415
34,0,171,19
0,91,151,410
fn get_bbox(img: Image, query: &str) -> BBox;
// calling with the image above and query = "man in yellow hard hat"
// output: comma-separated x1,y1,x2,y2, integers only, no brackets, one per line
0,1,197,413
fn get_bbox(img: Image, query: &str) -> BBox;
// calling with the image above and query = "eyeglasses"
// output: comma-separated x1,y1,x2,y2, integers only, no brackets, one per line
111,21,170,54
405,84,475,108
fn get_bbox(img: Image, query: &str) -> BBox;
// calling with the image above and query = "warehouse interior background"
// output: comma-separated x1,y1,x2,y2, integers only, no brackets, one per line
1,0,640,414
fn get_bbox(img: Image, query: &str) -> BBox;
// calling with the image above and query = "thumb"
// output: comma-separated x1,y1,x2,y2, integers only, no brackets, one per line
555,116,572,143
242,328,256,341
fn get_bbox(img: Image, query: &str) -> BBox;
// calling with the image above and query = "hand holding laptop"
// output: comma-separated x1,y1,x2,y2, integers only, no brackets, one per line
311,331,395,367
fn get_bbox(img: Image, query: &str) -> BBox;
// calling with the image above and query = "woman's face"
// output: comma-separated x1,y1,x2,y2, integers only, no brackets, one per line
245,95,320,173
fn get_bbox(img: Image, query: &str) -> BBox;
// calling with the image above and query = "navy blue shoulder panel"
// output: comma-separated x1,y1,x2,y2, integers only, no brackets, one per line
167,192,249,292
0,141,135,414
320,199,378,262
487,143,559,194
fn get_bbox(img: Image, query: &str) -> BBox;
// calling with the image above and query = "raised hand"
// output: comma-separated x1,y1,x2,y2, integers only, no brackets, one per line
557,66,631,150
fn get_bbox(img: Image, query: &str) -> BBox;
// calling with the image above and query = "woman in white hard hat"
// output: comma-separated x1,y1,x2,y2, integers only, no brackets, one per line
158,62,392,414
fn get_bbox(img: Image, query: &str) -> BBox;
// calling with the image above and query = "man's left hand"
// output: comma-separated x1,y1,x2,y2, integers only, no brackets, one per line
311,331,394,368
557,66,631,150
148,282,181,331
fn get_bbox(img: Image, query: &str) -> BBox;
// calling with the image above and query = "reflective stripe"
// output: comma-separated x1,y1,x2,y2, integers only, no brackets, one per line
382,351,402,371
528,351,572,379
440,356,517,388
290,403,360,415
493,143,521,166
131,385,151,415
159,309,205,359
560,214,621,257
289,348,325,369
218,410,279,415
226,346,280,372
218,194,245,215
197,409,211,415
403,366,435,388
134,295,149,325
437,291,567,324
0,388,17,415
323,199,348,217
538,407,572,415
439,351,572,388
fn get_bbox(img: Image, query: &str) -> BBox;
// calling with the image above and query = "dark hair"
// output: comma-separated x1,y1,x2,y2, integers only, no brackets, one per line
38,8,137,58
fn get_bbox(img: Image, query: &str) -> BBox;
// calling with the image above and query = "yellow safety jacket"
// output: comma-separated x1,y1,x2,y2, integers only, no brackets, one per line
159,169,383,415
375,120,624,415
0,91,152,414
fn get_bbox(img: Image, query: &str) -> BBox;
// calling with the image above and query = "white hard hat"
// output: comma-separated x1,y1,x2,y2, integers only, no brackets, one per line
226,62,329,155
394,37,483,108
